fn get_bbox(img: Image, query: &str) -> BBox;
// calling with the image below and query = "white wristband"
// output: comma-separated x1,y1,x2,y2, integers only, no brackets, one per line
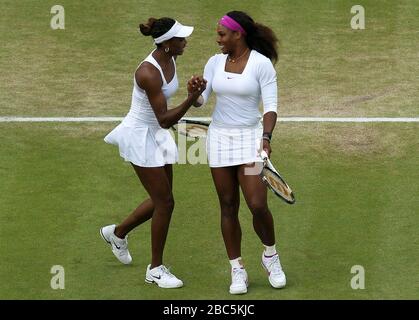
196,95,204,105
193,95,204,108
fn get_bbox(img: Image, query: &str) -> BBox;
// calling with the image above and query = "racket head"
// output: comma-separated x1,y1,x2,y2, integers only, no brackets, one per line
174,120,209,139
260,166,296,204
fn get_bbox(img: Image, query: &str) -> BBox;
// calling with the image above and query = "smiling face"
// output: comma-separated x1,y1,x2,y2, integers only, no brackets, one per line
216,24,239,54
167,37,187,55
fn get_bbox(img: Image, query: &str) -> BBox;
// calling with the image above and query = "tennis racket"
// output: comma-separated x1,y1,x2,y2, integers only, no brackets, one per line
260,150,295,204
172,119,209,139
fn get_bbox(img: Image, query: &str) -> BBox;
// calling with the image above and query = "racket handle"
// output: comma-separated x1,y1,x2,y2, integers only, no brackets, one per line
260,150,269,160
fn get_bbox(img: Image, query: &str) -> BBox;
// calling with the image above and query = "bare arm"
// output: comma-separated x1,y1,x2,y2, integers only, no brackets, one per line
136,64,205,129
188,76,206,107
262,111,277,156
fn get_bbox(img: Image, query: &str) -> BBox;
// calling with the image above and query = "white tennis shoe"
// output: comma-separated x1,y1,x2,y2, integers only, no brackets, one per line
229,267,248,294
100,224,132,265
261,253,286,288
145,264,183,288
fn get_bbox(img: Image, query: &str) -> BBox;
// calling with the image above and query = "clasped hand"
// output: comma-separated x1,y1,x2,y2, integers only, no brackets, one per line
187,75,207,99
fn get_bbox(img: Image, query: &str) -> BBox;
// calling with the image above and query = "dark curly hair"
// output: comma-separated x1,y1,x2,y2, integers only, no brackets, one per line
139,17,176,45
226,11,278,64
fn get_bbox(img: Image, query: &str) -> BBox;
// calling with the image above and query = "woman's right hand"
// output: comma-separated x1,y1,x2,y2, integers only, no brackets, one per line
188,75,207,99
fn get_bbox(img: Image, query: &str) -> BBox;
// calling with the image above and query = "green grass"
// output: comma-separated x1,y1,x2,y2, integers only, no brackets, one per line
1,0,418,300
1,0,418,117
0,123,418,299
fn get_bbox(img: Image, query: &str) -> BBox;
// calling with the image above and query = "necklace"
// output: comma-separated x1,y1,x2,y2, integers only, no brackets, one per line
227,48,250,63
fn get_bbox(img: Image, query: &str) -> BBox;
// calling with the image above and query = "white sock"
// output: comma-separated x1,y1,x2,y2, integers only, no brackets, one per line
264,244,277,257
229,257,243,269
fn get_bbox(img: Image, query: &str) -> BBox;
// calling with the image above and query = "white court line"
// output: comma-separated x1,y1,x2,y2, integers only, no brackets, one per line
277,117,419,123
0,117,124,122
0,116,418,123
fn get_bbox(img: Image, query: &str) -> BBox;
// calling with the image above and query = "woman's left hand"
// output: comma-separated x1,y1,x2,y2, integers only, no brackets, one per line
262,139,271,158
188,76,206,94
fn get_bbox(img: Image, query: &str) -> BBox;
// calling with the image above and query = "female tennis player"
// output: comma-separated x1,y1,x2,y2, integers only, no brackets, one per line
195,11,286,294
100,17,206,289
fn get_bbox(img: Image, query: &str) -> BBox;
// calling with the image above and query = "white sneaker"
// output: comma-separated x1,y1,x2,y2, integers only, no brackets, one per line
145,264,183,288
261,253,286,288
100,224,132,265
229,267,248,294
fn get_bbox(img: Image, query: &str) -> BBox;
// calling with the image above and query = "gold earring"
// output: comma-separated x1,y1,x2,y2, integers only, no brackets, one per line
164,47,170,53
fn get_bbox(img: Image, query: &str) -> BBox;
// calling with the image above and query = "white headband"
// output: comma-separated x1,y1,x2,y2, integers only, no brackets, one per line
153,21,193,44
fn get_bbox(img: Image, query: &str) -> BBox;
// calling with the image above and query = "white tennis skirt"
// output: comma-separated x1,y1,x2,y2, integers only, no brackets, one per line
104,120,178,167
206,121,264,167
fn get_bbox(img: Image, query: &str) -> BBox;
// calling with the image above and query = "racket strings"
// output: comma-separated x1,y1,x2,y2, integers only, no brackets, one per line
262,168,294,202
185,124,208,137
176,122,209,138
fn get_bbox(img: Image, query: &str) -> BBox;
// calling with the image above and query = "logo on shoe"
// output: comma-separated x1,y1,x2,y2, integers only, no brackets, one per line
151,274,161,280
111,240,121,250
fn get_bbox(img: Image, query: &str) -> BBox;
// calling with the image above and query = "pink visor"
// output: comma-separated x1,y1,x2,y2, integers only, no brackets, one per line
219,15,247,35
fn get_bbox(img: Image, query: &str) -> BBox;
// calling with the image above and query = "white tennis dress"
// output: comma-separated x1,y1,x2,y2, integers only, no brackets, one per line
201,50,278,167
104,51,179,167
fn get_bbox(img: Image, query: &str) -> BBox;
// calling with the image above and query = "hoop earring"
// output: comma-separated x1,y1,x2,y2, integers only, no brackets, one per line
164,47,170,53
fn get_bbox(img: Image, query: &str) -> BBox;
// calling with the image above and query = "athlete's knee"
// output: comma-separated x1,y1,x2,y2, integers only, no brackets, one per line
248,201,268,216
155,195,175,213
165,196,175,212
219,198,239,218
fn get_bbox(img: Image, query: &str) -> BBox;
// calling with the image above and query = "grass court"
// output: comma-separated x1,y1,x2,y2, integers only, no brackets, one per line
0,0,418,299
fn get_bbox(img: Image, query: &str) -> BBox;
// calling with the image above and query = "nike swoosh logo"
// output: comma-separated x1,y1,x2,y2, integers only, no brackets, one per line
111,240,121,249
152,274,161,280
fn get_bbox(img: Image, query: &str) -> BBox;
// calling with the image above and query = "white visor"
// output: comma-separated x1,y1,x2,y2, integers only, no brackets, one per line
153,21,194,44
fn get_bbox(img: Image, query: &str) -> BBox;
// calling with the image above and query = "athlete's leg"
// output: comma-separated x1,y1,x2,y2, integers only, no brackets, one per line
132,164,174,268
237,163,275,246
114,164,173,238
210,166,241,259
